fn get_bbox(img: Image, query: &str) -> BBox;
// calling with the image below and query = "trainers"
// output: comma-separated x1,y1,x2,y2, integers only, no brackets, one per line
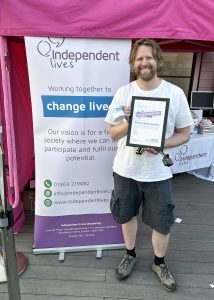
116,254,137,281
152,263,177,292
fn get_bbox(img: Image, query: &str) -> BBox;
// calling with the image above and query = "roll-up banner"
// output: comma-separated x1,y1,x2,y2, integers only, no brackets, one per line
25,37,131,253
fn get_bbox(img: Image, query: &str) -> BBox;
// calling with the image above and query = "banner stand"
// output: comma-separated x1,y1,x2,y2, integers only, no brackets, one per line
33,243,125,261
25,37,131,254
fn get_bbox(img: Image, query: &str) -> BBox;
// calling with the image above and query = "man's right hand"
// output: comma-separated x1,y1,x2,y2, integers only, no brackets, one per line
122,106,132,121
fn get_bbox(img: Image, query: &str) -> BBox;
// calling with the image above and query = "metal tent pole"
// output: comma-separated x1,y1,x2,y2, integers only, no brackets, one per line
0,145,21,300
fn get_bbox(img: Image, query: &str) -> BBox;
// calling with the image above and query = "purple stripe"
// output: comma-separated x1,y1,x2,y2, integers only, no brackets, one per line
34,213,124,249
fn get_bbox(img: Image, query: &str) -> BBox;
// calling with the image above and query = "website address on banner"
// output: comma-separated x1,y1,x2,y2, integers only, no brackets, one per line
53,189,112,196
53,198,109,205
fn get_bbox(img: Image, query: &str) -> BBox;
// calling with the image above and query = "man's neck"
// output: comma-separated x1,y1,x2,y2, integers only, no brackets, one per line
136,76,162,91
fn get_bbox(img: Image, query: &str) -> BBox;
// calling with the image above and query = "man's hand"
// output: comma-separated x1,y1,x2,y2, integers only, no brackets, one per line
122,106,132,121
144,148,159,155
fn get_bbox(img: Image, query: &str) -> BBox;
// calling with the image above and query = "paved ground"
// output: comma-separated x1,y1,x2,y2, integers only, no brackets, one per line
1,173,214,299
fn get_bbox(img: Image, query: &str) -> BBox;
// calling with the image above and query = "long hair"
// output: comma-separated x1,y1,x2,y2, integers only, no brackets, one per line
129,39,163,72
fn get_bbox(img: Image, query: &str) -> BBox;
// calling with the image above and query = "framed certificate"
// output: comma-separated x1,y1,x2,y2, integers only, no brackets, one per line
126,96,170,151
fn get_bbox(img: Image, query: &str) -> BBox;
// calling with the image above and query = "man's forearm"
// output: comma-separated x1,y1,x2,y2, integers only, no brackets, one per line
108,121,129,140
164,128,191,149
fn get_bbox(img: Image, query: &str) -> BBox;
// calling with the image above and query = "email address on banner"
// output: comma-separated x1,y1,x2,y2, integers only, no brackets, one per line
53,189,112,196
54,198,110,205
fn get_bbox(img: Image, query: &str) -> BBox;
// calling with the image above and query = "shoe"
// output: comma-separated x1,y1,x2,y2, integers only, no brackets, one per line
116,254,137,281
152,263,177,292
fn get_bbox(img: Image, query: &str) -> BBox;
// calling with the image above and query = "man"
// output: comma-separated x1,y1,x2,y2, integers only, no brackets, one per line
105,39,193,292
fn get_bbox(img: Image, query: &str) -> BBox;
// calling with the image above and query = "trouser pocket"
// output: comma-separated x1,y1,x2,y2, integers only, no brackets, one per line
110,190,120,219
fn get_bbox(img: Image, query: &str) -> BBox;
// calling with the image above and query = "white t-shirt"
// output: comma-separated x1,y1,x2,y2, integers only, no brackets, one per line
105,80,193,182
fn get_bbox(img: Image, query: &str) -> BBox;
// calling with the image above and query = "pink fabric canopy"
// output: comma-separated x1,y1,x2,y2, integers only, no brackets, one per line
0,37,34,232
1,0,214,41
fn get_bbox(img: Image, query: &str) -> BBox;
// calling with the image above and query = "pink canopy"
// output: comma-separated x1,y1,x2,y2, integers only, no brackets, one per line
1,0,214,41
0,0,214,232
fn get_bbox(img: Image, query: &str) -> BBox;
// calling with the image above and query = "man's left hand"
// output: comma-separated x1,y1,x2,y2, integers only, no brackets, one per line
144,148,159,155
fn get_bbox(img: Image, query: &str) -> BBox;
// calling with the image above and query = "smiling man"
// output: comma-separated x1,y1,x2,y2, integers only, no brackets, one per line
105,39,193,292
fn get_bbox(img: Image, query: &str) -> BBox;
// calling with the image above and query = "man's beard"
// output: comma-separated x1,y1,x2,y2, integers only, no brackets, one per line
135,65,156,81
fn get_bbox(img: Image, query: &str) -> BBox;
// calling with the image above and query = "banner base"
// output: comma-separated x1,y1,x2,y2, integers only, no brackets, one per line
33,243,125,260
